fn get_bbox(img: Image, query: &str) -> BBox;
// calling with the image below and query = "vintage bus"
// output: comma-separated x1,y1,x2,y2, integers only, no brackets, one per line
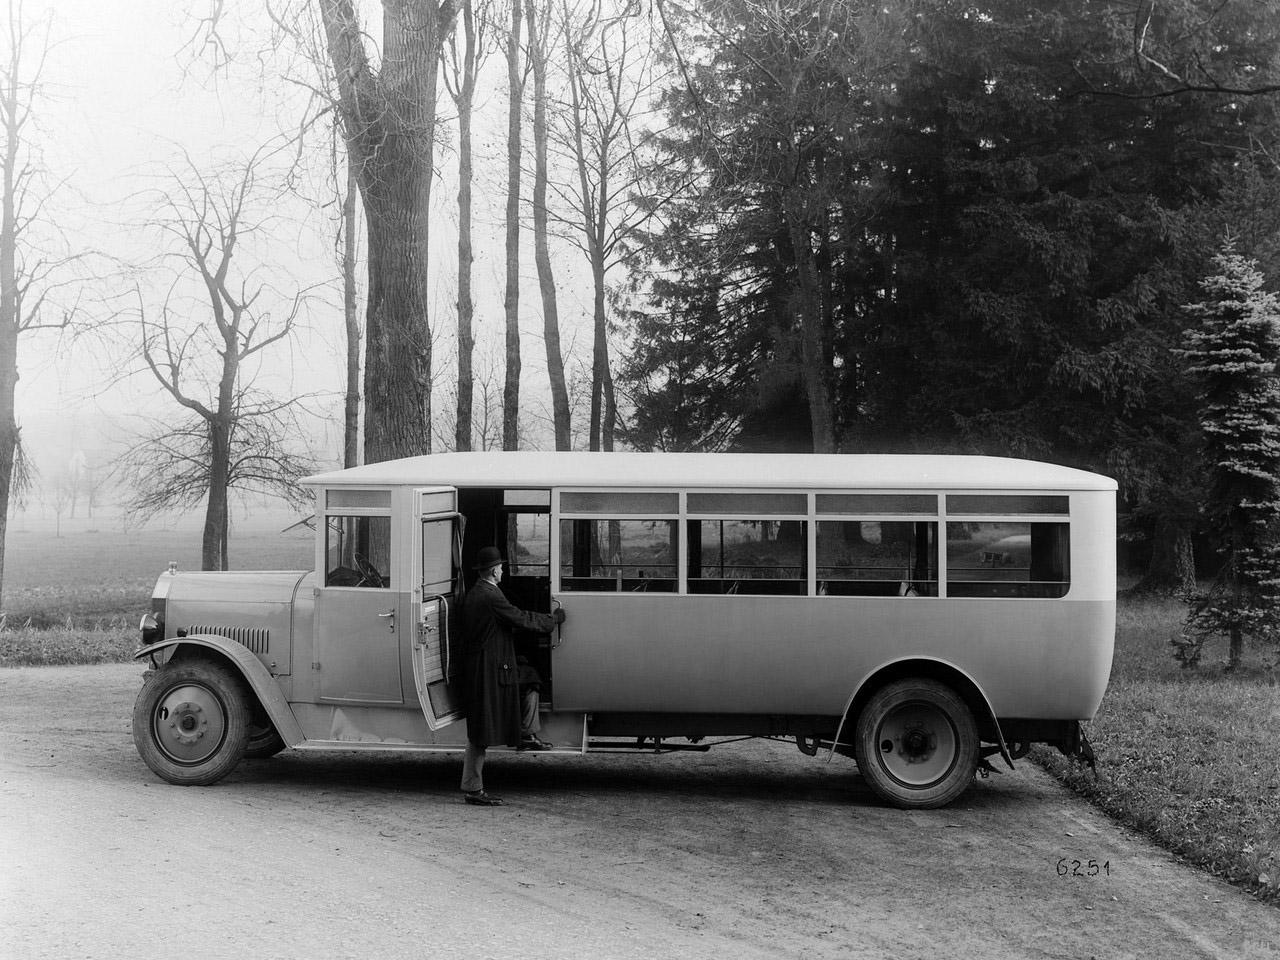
131,452,1115,808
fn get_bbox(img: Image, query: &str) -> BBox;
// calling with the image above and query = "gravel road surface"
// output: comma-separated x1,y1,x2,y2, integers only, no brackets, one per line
2,664,1277,960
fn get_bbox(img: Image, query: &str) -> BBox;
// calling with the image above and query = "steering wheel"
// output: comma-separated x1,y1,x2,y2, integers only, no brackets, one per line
353,551,383,587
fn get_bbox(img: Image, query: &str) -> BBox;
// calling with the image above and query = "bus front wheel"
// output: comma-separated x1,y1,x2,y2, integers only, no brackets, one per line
132,658,251,785
854,679,979,809
244,719,286,759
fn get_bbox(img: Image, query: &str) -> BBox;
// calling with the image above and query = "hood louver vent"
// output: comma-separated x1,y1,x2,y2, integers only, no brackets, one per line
186,624,270,655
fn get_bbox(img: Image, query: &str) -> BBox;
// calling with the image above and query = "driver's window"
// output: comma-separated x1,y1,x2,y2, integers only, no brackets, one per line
325,515,392,588
506,512,550,577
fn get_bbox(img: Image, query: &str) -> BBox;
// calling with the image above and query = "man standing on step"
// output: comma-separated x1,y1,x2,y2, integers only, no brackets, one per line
460,545,565,806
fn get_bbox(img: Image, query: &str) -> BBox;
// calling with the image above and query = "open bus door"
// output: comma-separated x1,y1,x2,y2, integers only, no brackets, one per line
412,488,467,730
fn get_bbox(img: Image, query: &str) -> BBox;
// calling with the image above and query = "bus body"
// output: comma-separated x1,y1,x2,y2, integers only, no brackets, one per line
131,452,1115,808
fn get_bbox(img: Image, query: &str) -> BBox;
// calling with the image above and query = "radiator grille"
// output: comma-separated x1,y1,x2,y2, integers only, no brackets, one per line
186,623,270,655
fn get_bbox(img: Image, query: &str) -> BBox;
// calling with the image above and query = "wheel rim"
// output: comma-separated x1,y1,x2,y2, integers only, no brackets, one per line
874,699,959,788
151,682,228,765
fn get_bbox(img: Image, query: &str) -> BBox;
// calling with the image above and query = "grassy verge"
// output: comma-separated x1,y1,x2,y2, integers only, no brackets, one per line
1035,594,1280,905
0,618,137,666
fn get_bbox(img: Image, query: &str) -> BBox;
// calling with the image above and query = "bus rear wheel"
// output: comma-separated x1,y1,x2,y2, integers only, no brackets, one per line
854,679,978,809
132,658,251,785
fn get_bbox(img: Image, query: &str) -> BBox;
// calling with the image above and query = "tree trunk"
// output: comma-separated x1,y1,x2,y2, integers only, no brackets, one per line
526,1,571,450
319,0,455,465
568,62,612,453
1128,518,1196,595
0,330,16,608
592,160,616,452
785,208,836,453
0,66,19,603
503,0,523,451
454,0,477,453
342,159,360,469
588,252,608,451
203,418,231,571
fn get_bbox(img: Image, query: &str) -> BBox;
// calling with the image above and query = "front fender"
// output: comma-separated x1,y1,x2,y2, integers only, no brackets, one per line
135,636,305,747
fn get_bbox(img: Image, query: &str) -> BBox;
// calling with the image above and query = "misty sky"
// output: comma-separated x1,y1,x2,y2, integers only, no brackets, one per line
16,0,602,493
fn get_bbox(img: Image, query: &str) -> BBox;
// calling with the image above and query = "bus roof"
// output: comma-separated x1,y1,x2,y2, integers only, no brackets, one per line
304,452,1117,492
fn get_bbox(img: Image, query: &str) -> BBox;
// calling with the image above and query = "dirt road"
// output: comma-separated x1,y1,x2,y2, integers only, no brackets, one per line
2,664,1276,960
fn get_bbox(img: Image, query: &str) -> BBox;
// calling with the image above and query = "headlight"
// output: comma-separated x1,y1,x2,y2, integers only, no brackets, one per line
139,612,162,646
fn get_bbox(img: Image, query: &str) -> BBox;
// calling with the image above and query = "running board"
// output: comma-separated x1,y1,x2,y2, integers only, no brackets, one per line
587,738,712,752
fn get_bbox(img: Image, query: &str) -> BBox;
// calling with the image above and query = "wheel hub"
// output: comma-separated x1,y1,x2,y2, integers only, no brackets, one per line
888,723,937,762
153,684,226,764
876,701,958,787
169,701,207,744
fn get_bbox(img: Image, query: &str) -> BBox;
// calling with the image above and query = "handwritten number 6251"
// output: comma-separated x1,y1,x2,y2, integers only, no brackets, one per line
1056,858,1110,877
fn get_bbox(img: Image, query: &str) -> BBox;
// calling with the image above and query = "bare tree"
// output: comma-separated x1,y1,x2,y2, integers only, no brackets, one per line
0,3,85,601
73,450,111,520
258,4,365,469
555,1,664,451
317,0,457,463
339,156,361,467
48,469,71,538
434,334,511,453
443,0,490,453
128,150,316,570
502,0,525,450
526,0,572,449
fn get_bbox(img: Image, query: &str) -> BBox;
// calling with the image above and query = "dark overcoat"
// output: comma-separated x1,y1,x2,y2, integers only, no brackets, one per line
461,579,557,747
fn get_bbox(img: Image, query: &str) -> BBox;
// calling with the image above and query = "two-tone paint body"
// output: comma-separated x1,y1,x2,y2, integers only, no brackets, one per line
134,452,1116,804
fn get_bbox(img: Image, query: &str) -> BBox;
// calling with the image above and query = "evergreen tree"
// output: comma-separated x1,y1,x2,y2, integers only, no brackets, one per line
1176,242,1280,669
631,0,1280,595
626,0,899,452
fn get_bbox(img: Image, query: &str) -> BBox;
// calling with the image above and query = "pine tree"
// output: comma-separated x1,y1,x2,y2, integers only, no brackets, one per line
1176,242,1280,669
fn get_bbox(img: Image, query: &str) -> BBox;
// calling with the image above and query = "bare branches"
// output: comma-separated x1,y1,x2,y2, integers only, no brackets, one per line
119,401,316,524
1073,0,1280,100
179,0,235,73
316,0,377,141
0,0,102,597
130,147,317,567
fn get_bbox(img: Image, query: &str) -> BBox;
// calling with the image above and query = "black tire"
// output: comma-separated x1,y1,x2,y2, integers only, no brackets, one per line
132,658,251,785
853,678,979,809
244,720,286,760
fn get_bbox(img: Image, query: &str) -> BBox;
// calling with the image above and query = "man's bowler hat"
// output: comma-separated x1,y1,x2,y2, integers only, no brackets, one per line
473,546,504,571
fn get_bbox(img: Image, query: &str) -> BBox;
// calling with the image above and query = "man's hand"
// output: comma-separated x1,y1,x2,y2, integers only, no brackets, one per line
552,608,566,625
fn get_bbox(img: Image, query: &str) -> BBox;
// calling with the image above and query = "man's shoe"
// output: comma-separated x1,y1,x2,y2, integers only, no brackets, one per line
463,790,504,806
518,736,554,751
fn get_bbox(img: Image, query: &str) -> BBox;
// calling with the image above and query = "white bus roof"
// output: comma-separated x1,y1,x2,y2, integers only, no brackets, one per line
304,452,1117,492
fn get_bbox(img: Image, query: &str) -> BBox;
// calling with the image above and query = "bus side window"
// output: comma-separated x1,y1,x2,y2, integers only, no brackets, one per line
687,519,807,596
558,518,677,592
816,520,938,597
946,521,1070,598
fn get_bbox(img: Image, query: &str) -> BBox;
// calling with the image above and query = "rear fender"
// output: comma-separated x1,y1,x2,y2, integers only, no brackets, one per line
134,636,304,747
832,656,1014,771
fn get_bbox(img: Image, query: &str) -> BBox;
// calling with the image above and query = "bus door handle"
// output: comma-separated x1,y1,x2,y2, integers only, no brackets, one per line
377,608,396,632
551,597,563,648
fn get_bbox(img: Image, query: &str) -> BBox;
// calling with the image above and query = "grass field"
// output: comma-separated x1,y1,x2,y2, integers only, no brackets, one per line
0,512,311,665
1,520,1276,905
1035,594,1280,906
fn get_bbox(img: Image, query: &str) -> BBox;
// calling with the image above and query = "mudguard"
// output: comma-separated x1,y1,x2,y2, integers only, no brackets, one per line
134,636,305,747
831,656,1015,771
